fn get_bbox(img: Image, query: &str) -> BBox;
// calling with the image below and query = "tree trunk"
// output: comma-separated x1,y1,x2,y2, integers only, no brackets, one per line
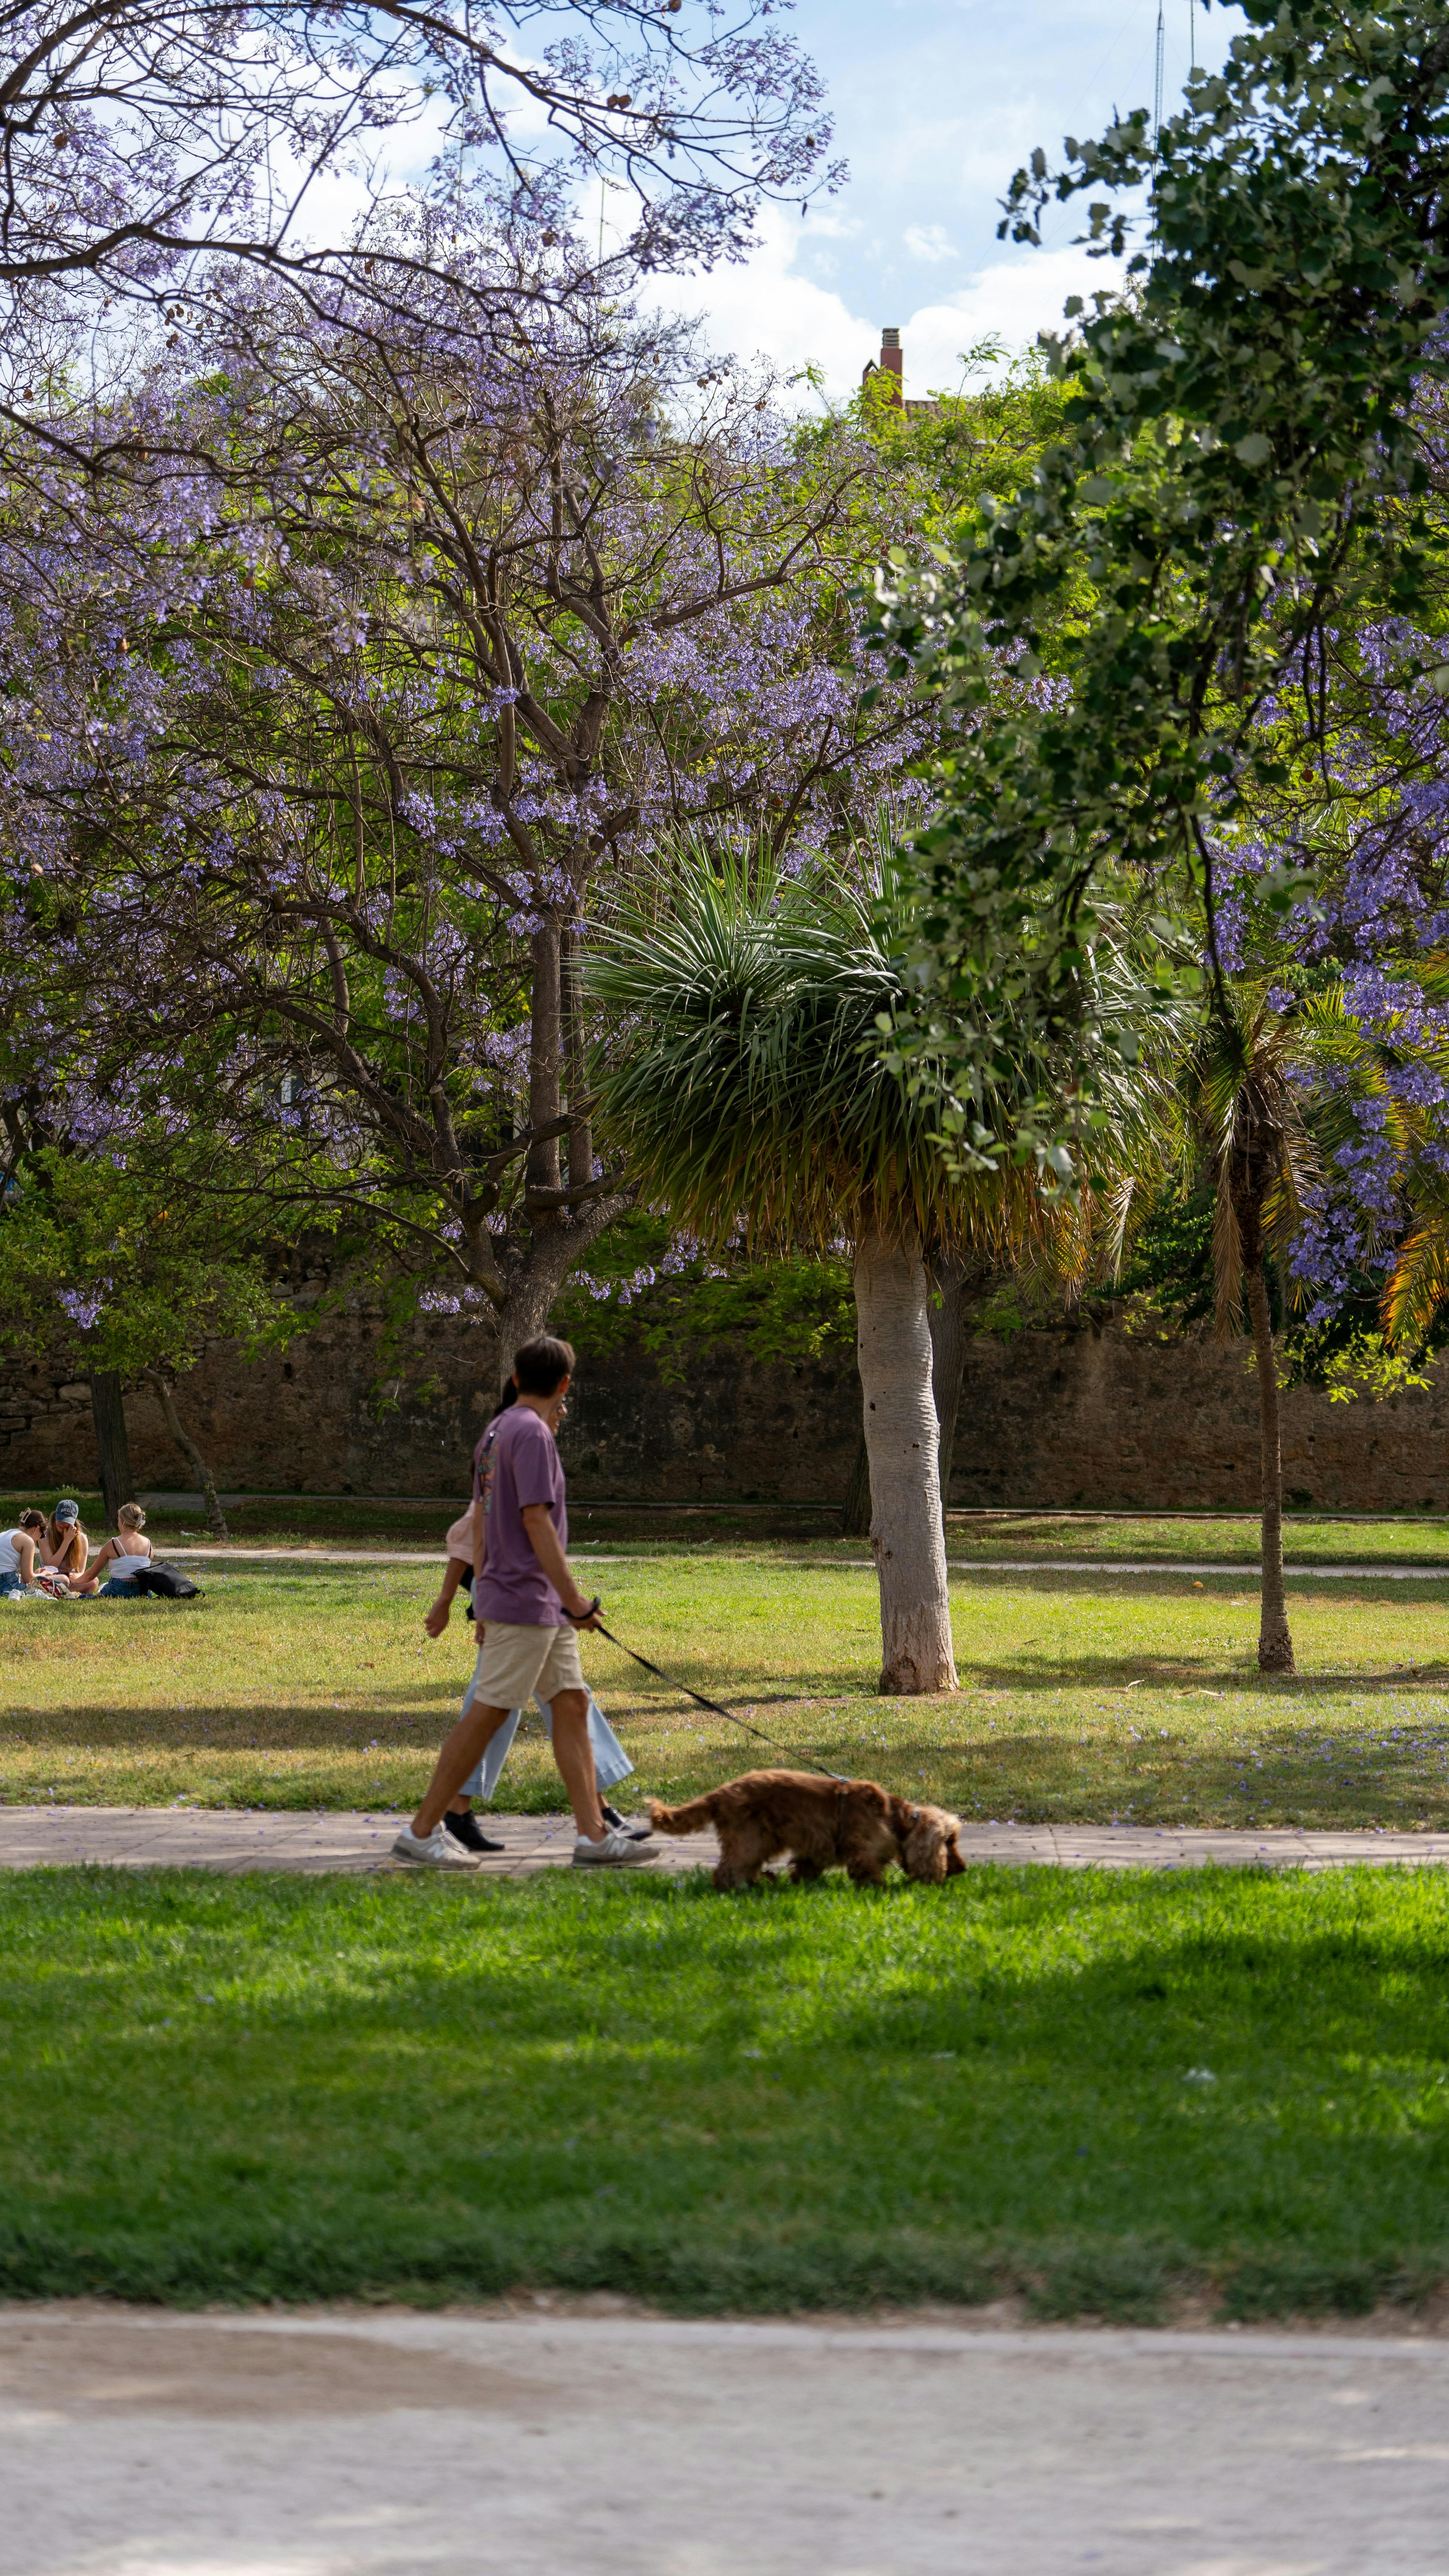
493,1272,565,1398
527,918,563,1198
926,1245,968,1530
89,1371,135,1532
561,919,594,1196
1246,1262,1294,1674
854,1223,958,1695
144,1370,229,1540
839,1430,871,1537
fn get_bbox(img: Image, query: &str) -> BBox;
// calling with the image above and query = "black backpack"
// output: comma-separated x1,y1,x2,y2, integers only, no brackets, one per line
132,1561,202,1600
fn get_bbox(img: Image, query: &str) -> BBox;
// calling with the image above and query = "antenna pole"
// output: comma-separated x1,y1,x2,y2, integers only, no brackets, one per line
1154,0,1166,151
1189,0,1197,73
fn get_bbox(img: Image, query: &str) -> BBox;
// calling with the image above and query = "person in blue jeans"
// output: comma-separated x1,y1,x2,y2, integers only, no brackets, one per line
0,1511,43,1595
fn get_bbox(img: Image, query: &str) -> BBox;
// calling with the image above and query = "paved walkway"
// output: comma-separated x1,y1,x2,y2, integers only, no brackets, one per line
5,2303,1449,2574
4,1806,1449,1875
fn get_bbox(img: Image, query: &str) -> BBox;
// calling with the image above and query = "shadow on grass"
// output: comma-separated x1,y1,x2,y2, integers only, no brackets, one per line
11,1687,1449,1829
2,1866,1449,2321
951,1653,1449,1692
821,1719,1449,1828
949,1561,1449,1602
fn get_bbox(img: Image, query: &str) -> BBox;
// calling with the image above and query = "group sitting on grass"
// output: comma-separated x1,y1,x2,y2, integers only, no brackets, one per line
0,1500,157,1599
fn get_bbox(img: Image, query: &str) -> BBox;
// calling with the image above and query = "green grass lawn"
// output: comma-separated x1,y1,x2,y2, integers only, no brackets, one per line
4,1862,1447,2320
5,1552,1449,1825
940,1512,1449,1565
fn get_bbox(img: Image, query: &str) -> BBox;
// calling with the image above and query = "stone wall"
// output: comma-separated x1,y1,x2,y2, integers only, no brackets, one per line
3,1307,1447,1509
0,1310,864,1504
950,1327,1449,1513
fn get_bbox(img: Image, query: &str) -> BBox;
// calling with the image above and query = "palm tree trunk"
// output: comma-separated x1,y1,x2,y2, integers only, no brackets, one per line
927,1246,968,1530
1245,1263,1294,1674
144,1370,230,1540
89,1370,134,1532
854,1223,958,1695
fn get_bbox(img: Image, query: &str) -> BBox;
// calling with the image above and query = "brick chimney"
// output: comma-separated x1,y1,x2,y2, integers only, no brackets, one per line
862,326,904,404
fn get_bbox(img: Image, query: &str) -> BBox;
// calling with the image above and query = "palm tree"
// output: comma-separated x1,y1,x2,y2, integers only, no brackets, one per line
588,853,994,1693
1186,1001,1312,1669
839,1241,985,1539
1148,986,1358,1675
1122,973,1447,1678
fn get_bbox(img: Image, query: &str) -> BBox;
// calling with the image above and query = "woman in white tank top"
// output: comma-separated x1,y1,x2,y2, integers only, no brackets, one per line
84,1504,154,1597
0,1513,41,1595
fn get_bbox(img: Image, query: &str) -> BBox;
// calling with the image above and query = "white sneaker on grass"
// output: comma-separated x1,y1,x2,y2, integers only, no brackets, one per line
391,1823,481,1870
573,1826,653,1868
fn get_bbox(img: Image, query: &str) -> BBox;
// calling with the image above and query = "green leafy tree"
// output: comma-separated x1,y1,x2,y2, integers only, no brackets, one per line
870,0,1449,1170
0,1134,300,1532
553,1215,857,1382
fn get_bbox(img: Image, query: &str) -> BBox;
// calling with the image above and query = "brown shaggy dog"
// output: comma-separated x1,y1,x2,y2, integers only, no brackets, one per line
649,1768,966,1890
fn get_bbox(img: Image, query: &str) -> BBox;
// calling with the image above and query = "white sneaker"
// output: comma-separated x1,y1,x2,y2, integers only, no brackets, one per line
391,1824,480,1870
572,1826,652,1868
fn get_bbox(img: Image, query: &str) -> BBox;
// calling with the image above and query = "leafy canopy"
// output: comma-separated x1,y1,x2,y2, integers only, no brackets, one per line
587,847,977,1252
0,1129,301,1381
870,0,1449,1168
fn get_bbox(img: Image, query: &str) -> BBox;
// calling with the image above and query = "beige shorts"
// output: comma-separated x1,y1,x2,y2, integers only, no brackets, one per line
468,1619,586,1710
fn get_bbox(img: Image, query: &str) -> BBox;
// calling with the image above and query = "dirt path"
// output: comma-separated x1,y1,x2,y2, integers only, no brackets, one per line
4,2301,1447,2573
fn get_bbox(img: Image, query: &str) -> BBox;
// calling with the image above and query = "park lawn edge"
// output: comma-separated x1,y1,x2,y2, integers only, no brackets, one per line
0,2217,1437,2328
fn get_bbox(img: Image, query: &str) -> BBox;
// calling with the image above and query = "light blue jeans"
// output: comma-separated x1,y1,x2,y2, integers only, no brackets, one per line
97,1576,139,1597
458,1683,634,1801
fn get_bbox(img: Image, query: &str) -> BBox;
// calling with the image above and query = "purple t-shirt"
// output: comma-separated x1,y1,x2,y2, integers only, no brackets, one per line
473,1405,568,1627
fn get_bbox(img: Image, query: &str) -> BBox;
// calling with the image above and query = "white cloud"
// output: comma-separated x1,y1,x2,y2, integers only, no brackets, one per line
903,224,957,266
647,207,875,393
654,217,1113,401
901,246,1112,392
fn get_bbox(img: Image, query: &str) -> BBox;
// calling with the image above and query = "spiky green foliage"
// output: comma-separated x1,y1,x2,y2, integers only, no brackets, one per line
589,841,1197,1287
587,850,981,1253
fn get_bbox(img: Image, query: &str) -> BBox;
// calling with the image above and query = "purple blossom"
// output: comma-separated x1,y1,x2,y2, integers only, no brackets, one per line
57,1286,105,1330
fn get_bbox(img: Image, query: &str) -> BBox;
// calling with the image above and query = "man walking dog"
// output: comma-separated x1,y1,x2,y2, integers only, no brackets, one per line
393,1335,648,1870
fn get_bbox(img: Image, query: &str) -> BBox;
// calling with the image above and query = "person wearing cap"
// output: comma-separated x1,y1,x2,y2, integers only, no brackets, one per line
38,1499,89,1594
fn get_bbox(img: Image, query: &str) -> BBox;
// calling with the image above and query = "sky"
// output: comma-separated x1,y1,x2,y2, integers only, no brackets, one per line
280,0,1240,401
657,0,1238,398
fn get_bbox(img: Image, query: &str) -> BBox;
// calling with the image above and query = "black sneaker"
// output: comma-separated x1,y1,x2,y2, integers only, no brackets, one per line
600,1800,652,1842
444,1809,506,1855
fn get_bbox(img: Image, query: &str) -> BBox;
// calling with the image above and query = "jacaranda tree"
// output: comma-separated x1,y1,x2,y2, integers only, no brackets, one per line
0,231,945,1380
0,0,836,392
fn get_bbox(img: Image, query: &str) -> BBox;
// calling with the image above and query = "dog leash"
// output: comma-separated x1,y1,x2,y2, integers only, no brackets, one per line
577,1605,851,1786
